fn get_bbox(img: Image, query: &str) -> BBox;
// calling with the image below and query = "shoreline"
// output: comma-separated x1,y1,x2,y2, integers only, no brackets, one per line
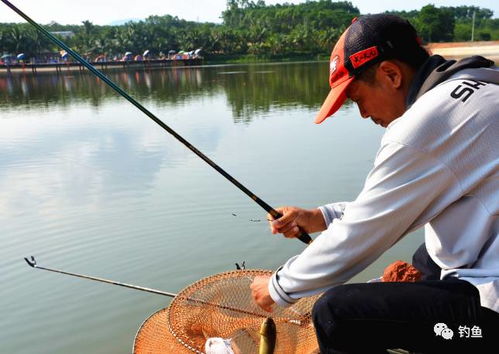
425,40,499,60
0,58,202,75
1,41,497,75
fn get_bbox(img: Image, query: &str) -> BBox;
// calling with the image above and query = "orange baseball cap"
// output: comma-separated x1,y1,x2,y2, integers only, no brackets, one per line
315,15,426,124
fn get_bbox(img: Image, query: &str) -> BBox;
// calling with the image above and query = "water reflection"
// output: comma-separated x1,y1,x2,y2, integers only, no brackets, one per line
0,62,410,354
0,62,353,121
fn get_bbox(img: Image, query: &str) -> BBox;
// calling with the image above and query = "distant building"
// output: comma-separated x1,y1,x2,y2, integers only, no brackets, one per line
50,31,75,39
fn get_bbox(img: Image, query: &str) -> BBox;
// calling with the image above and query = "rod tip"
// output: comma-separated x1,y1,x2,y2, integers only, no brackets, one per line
24,256,36,268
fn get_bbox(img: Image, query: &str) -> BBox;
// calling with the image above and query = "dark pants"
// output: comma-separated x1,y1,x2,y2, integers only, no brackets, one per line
312,245,499,353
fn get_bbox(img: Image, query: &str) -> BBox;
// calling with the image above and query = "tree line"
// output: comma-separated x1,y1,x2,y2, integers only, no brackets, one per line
0,0,498,62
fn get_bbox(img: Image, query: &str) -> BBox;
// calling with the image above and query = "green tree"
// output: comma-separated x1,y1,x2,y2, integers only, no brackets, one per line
415,5,455,42
1,1,497,62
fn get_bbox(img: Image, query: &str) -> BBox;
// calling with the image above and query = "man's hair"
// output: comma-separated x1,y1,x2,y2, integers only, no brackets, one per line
357,48,429,85
357,63,380,85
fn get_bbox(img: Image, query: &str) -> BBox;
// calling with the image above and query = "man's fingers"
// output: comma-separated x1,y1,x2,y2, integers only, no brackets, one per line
273,208,297,226
269,220,279,234
253,296,273,312
278,221,297,234
262,304,273,312
251,276,274,312
267,207,287,222
271,221,299,237
267,209,286,234
267,206,309,237
281,224,300,238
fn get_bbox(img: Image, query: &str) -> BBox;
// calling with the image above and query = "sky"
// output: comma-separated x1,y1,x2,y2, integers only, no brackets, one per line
0,0,498,25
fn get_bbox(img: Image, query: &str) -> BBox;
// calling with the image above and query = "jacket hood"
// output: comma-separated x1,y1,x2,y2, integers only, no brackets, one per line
406,55,496,107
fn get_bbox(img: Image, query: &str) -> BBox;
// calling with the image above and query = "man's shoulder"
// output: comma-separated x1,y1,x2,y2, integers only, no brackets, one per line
384,75,498,150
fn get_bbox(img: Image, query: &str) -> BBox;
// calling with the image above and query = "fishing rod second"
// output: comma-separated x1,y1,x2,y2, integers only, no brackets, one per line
2,0,312,245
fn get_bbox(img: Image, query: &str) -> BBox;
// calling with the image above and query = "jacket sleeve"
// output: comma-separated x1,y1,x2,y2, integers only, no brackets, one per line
268,141,461,307
318,202,348,226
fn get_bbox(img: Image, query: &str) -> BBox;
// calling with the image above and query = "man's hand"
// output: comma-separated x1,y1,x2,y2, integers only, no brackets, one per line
250,275,275,312
269,207,326,239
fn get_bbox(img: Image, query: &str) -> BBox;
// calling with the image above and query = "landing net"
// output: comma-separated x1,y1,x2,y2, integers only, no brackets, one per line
134,269,319,353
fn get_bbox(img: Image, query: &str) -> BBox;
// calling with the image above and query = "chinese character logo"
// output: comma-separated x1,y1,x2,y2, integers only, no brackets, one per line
458,325,470,338
434,323,482,340
471,325,483,338
459,325,483,338
434,323,454,340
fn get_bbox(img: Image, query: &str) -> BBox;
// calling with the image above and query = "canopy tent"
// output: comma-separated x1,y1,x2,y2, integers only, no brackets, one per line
94,54,105,62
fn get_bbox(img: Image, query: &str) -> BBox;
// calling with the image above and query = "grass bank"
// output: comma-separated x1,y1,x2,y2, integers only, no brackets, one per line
204,53,329,64
204,40,499,65
426,40,499,61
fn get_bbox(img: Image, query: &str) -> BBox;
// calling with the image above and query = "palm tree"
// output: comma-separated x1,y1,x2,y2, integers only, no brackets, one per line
10,25,27,54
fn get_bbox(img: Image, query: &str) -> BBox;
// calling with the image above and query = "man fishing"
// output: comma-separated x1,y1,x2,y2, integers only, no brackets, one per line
251,14,498,353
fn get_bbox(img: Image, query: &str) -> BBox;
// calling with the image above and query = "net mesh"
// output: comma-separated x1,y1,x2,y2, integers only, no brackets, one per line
134,269,320,354
134,306,186,353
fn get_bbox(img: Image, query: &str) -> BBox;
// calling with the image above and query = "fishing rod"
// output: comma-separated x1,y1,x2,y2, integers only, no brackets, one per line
24,256,176,297
24,256,303,325
2,0,312,245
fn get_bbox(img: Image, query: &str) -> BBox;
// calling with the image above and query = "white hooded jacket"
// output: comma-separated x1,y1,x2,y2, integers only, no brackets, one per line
269,56,499,313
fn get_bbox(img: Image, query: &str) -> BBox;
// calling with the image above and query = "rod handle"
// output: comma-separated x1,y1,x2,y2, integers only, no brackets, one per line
298,231,313,244
272,211,313,245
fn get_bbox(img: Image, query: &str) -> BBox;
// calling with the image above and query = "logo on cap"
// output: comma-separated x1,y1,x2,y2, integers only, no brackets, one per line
330,55,339,75
349,46,379,69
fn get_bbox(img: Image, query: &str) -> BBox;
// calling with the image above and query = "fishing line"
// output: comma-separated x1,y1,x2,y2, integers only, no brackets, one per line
2,0,312,245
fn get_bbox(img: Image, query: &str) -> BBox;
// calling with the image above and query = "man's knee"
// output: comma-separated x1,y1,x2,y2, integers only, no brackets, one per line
312,285,353,340
313,283,369,323
312,285,381,353
312,290,339,353
312,285,348,325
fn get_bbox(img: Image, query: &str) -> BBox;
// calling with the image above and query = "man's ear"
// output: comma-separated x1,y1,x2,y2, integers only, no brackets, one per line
378,61,403,89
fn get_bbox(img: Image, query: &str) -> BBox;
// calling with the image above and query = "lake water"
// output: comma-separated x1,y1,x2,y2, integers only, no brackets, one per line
0,62,423,354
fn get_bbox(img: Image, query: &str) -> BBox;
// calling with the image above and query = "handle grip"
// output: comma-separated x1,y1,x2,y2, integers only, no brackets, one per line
273,211,313,245
297,231,313,244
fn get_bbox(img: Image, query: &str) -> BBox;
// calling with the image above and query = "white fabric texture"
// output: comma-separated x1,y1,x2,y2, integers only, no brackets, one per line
269,68,499,313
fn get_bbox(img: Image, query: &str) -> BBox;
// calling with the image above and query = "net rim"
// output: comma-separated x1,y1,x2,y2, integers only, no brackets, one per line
133,307,162,352
167,269,273,353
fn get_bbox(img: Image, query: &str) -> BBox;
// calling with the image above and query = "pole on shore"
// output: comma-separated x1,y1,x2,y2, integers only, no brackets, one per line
471,11,476,42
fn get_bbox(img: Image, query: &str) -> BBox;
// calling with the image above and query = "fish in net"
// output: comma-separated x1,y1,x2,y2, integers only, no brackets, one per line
134,269,320,353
